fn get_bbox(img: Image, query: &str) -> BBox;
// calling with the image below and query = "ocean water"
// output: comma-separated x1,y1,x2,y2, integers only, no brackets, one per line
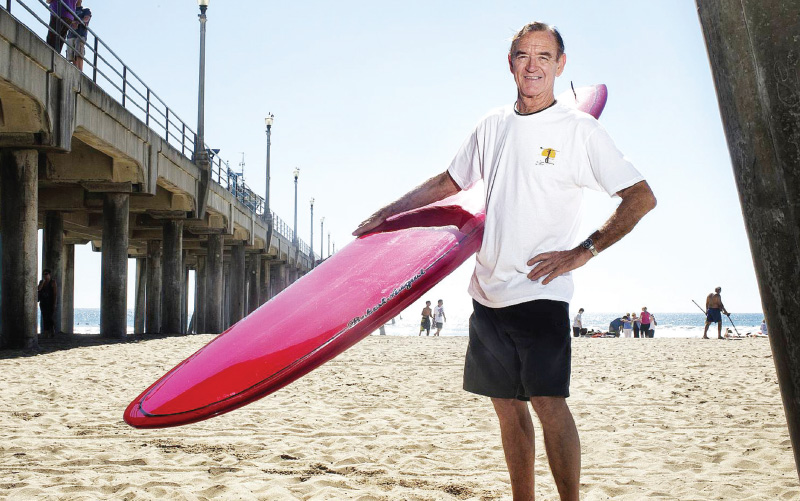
62,309,766,339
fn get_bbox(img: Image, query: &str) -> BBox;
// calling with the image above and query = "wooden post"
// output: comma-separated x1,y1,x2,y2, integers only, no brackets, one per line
696,0,800,479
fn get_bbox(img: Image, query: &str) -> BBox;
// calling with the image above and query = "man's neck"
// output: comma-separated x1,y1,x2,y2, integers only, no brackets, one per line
515,93,556,114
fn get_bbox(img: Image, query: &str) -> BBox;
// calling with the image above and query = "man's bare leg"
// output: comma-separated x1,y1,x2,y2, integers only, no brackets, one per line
492,398,536,500
703,322,711,339
530,397,581,501
717,322,723,339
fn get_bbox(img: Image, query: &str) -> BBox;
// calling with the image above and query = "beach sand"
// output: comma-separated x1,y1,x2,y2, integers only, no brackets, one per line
0,335,796,500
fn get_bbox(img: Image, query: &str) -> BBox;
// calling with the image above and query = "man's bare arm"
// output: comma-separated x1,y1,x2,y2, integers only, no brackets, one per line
353,171,461,236
527,180,656,284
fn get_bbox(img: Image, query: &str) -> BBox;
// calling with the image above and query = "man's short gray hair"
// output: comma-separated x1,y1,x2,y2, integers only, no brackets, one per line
509,22,565,58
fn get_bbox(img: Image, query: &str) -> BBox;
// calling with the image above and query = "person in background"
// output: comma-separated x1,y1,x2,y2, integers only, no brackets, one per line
703,286,729,339
622,314,633,338
647,312,657,337
608,316,624,337
572,308,584,337
37,268,58,339
631,311,640,338
433,299,446,336
639,307,651,338
66,0,91,71
760,319,768,336
46,0,77,53
420,301,433,336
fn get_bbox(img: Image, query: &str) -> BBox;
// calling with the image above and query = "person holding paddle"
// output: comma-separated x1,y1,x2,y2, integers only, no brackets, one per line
354,21,656,500
703,286,730,339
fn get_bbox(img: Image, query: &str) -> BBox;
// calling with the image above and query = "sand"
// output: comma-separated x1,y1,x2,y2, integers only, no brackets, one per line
0,335,796,500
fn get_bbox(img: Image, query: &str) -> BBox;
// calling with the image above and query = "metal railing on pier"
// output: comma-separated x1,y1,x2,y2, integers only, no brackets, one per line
3,0,319,264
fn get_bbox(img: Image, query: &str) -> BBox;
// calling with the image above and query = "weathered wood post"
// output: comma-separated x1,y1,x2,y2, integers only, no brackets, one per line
696,0,800,479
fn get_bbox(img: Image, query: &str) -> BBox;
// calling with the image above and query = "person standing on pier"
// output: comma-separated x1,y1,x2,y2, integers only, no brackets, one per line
46,0,78,54
354,21,656,500
37,269,58,339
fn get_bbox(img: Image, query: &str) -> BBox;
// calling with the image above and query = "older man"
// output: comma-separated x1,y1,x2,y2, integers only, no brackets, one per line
354,21,656,500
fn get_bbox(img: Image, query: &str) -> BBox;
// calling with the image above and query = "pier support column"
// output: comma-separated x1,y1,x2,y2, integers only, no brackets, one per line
697,0,800,479
230,242,246,324
145,240,162,335
182,257,189,334
205,234,224,334
274,264,286,295
0,149,38,349
160,220,183,334
100,193,129,339
134,257,146,334
247,253,261,313
223,261,231,329
195,256,206,334
260,258,271,305
62,243,74,335
43,211,64,336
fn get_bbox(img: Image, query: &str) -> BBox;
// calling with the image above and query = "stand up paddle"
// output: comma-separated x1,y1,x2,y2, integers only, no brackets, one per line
692,299,706,315
725,313,741,336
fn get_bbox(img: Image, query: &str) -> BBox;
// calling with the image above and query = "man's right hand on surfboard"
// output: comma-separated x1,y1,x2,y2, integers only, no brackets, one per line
353,211,387,237
353,171,462,237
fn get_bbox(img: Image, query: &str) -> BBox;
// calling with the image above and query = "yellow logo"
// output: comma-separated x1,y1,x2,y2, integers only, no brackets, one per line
540,148,557,164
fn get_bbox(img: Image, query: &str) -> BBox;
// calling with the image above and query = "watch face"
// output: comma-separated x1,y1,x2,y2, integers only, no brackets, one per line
581,238,593,249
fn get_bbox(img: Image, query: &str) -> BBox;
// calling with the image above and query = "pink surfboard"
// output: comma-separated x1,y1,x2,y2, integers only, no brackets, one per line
123,85,608,429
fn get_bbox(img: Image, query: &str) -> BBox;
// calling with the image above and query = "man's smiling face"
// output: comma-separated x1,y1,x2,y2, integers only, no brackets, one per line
508,30,566,105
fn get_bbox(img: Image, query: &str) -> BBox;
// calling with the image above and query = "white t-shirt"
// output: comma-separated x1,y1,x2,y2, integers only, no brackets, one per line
573,313,582,328
433,306,445,323
447,102,644,308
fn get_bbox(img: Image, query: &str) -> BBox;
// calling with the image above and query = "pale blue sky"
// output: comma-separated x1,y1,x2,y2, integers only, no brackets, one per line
25,1,761,318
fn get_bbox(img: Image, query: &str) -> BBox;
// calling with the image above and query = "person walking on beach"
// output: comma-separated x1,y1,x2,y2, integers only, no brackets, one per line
37,269,58,339
631,311,640,338
433,300,446,336
420,301,433,336
354,21,656,501
572,308,584,337
703,287,729,339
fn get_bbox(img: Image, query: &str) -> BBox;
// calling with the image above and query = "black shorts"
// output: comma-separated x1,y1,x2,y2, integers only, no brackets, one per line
463,299,571,400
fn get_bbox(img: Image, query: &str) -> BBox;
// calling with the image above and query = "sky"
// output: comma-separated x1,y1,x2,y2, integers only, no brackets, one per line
19,0,764,321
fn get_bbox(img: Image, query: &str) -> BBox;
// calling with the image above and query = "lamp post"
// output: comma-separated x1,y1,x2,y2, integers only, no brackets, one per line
264,113,273,219
293,167,300,245
320,217,324,262
194,0,211,218
327,232,331,258
310,198,315,267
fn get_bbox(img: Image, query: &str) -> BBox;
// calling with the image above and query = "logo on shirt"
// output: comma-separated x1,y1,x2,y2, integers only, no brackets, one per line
536,147,558,166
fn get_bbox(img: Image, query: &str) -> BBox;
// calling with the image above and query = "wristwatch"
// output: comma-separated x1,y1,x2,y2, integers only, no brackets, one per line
580,238,598,257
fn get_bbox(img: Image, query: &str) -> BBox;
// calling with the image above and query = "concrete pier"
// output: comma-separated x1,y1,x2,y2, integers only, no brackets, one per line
0,9,314,348
205,234,224,334
62,244,74,335
161,220,183,334
134,258,146,334
100,193,129,339
146,240,162,334
696,0,800,479
0,149,38,349
43,211,64,335
230,242,246,324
